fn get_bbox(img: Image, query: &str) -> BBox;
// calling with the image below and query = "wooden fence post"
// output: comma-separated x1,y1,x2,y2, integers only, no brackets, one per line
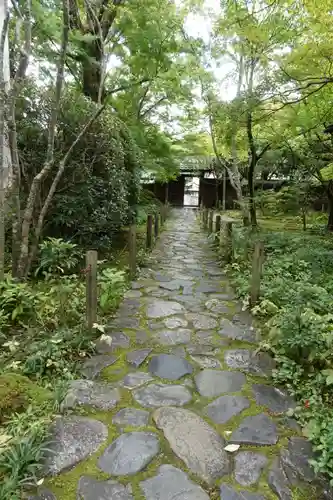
225,221,233,262
129,224,136,278
215,214,221,234
86,250,97,332
146,214,153,249
203,208,208,229
250,241,265,307
208,210,214,233
154,212,159,239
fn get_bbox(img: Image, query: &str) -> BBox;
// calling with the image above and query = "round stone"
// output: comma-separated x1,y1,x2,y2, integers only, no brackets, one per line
45,417,108,475
164,317,188,328
205,395,250,424
195,369,246,398
230,414,278,446
147,300,184,318
153,407,230,484
234,451,268,486
133,383,192,408
140,464,210,499
148,354,193,380
219,319,257,343
112,408,150,428
98,432,160,475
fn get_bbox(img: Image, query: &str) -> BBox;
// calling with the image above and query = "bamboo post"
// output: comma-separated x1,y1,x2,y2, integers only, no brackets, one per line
154,212,159,239
146,214,153,249
208,210,214,233
215,214,221,234
86,250,97,332
129,224,136,278
250,241,265,307
225,221,233,262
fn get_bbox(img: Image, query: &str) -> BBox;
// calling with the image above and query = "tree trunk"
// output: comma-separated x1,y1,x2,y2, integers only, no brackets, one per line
327,181,333,231
82,40,103,103
248,154,257,227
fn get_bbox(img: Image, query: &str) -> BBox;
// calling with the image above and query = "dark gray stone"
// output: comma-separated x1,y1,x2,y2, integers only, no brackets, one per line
195,369,246,398
279,417,301,433
186,313,218,330
45,417,108,475
190,355,222,369
205,299,232,315
205,395,250,424
156,329,192,345
153,407,230,484
169,346,186,357
281,437,316,484
148,354,193,380
147,299,184,318
77,476,133,499
140,464,210,500
230,413,278,446
196,282,223,293
122,372,154,389
220,485,266,500
268,458,292,500
96,332,130,353
124,290,142,298
110,316,140,329
252,384,296,414
62,380,120,410
112,408,150,427
133,383,192,408
98,432,159,475
135,330,149,345
187,345,220,356
127,348,152,368
81,354,117,379
224,349,276,378
234,451,268,486
219,319,257,343
154,272,173,282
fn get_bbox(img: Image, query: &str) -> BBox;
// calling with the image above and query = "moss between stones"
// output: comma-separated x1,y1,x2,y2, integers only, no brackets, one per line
0,372,51,422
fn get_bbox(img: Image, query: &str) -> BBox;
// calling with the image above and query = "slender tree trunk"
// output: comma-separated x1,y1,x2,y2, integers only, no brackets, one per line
0,2,11,280
327,181,333,231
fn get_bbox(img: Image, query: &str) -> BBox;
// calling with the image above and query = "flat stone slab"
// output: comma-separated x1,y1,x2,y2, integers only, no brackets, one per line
164,317,188,328
110,316,140,329
195,370,246,398
187,344,220,356
112,408,150,428
230,413,278,446
96,332,130,353
268,458,292,500
45,417,108,475
252,384,296,414
153,407,230,484
28,490,56,500
224,349,276,378
77,476,133,499
140,464,210,499
127,348,152,368
147,299,184,318
280,437,316,483
98,432,159,475
205,395,250,424
133,383,192,407
219,319,256,343
234,451,268,486
220,485,266,500
81,354,117,379
122,372,154,389
196,282,223,293
186,313,218,330
190,355,222,369
205,299,232,315
149,354,193,380
156,329,192,345
62,380,121,410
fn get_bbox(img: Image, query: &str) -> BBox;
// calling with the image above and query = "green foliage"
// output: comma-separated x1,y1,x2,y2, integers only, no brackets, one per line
35,238,81,278
0,278,36,328
228,221,333,481
98,268,127,313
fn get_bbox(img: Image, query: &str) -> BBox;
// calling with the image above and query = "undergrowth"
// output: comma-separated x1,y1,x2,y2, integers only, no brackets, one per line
225,217,333,483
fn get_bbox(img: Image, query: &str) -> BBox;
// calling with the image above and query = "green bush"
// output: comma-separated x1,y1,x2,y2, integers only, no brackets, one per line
35,238,81,278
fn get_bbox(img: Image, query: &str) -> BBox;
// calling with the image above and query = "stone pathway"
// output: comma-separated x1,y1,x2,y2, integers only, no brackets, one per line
34,209,332,500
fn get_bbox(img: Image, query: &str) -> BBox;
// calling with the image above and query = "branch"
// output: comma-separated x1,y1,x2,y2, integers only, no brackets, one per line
140,96,168,119
106,76,151,97
257,143,271,161
68,0,83,30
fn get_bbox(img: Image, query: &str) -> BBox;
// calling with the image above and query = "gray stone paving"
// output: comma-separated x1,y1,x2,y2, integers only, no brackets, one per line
41,209,329,500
